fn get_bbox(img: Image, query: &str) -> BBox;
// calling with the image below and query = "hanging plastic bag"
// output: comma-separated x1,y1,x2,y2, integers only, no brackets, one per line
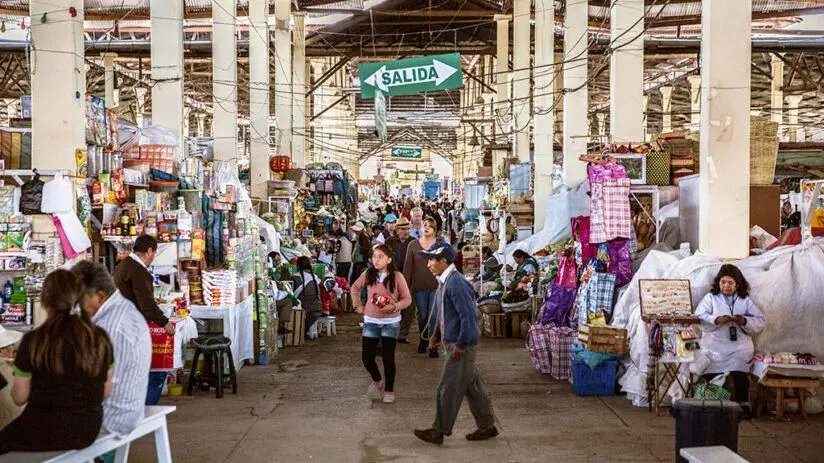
607,239,632,287
149,322,175,370
41,173,74,214
556,255,578,289
20,173,44,215
541,282,577,326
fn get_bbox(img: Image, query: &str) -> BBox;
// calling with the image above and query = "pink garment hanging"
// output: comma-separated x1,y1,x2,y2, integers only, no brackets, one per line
51,215,85,260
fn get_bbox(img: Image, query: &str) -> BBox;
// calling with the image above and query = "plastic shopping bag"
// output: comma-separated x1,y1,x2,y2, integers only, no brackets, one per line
556,255,578,289
41,173,74,213
149,322,175,370
541,282,577,327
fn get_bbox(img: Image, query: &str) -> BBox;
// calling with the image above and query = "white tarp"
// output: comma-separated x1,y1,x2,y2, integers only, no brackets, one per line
612,239,824,405
500,181,591,262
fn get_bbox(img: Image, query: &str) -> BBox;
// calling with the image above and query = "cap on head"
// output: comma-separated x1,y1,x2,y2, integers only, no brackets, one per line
417,241,456,263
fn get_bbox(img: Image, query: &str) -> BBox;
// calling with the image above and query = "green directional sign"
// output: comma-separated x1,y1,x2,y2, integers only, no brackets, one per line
359,53,463,99
391,146,423,159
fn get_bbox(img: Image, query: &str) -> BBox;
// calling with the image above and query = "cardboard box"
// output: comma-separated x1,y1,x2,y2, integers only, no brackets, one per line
578,324,627,354
477,166,493,177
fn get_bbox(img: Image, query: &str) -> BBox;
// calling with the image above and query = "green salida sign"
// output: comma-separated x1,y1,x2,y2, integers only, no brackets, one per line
391,146,423,159
359,53,463,99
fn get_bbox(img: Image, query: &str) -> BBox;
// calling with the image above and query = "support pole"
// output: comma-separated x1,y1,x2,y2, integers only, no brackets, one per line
698,0,751,258
786,94,802,143
642,94,650,141
151,0,184,153
213,0,238,167
609,0,644,143
249,0,271,199
274,0,293,164
512,0,530,162
687,74,701,131
293,13,307,168
493,13,510,169
533,0,554,231
562,0,588,187
30,0,85,173
197,114,207,137
771,54,784,129
102,52,117,108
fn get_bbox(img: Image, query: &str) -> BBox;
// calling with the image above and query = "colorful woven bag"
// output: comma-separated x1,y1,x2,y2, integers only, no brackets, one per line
645,151,671,185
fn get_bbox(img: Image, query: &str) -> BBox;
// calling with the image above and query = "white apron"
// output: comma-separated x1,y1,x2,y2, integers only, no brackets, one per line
694,293,767,374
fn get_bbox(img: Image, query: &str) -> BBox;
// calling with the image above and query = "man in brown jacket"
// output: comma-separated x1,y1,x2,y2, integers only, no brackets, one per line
114,235,175,335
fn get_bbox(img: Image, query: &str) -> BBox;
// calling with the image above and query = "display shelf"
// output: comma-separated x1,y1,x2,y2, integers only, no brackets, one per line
125,182,150,188
0,252,26,257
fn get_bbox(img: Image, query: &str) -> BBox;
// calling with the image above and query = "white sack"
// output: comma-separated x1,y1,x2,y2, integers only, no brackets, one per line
612,239,824,405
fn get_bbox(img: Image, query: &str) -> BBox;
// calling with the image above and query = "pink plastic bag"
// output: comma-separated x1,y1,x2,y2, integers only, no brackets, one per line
556,256,578,289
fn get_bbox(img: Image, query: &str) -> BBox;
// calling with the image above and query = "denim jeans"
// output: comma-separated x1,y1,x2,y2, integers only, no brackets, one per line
362,321,401,339
414,290,437,339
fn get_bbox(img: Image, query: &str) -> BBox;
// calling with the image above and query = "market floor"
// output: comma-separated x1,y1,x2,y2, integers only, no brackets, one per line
130,315,824,463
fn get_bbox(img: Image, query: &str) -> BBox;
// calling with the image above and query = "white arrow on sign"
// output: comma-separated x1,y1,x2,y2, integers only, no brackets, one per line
363,59,458,93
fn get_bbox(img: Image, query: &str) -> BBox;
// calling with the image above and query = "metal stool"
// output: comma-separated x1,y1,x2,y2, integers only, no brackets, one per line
187,335,238,398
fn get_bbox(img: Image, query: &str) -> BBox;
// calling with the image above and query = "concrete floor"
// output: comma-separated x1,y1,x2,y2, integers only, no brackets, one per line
130,314,824,463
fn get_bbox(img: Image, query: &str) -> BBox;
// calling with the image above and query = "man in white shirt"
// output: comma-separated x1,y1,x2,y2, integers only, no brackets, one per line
410,207,424,239
73,261,152,437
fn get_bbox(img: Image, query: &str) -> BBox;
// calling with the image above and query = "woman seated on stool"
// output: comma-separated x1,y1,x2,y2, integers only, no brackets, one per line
694,264,766,412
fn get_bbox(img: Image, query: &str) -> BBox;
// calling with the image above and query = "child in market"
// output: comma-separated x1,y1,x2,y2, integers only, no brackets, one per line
351,244,412,404
0,325,23,429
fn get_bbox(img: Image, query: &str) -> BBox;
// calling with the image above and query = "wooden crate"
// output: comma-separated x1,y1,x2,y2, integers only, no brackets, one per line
286,308,306,347
506,312,531,339
483,313,506,338
577,324,627,355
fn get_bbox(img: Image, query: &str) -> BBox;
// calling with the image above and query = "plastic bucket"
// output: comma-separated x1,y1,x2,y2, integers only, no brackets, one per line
146,371,168,406
671,399,742,463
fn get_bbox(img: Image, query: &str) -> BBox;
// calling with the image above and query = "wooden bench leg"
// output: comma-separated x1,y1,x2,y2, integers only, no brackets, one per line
776,387,785,420
797,388,808,420
154,418,172,463
114,442,131,463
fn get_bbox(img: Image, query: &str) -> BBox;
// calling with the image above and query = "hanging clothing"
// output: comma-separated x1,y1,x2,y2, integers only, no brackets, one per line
694,292,767,374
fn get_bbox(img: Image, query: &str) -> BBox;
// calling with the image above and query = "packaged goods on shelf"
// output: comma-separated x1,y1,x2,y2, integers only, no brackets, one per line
202,269,238,306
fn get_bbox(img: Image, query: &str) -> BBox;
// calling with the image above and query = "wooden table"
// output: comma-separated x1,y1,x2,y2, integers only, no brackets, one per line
756,376,821,420
648,361,694,416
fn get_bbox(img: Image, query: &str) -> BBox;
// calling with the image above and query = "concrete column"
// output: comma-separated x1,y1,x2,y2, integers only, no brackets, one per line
197,113,206,137
786,94,802,142
609,0,645,143
660,86,673,133
533,0,554,231
249,0,271,199
698,0,751,258
771,54,784,127
293,12,307,168
151,0,185,152
512,0,530,162
213,0,238,165
493,14,510,148
101,52,117,108
642,94,650,141
563,0,589,187
274,0,293,162
597,113,607,136
183,108,191,137
29,1,84,172
687,75,701,131
135,87,147,127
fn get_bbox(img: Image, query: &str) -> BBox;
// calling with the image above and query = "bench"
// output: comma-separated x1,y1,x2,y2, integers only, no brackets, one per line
0,405,176,463
680,446,749,463
755,376,821,420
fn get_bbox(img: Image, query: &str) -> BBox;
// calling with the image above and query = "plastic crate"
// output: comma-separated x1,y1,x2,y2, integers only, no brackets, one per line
572,359,617,396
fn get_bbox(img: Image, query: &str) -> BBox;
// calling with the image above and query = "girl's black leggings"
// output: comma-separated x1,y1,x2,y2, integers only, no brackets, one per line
362,337,397,392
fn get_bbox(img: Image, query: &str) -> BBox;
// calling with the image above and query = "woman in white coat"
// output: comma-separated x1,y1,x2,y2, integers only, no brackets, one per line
695,264,766,406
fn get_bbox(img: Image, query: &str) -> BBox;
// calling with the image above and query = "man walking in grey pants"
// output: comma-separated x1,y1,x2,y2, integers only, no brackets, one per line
413,241,498,445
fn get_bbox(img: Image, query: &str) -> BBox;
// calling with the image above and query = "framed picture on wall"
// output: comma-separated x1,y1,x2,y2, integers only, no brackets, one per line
614,154,647,185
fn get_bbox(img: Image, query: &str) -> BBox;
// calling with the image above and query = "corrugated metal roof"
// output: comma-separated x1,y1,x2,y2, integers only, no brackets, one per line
590,1,824,21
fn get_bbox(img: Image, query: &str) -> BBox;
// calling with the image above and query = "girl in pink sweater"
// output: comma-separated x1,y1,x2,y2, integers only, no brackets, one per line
351,244,412,404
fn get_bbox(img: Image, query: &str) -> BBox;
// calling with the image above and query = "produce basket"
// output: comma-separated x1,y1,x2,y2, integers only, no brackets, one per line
501,299,531,313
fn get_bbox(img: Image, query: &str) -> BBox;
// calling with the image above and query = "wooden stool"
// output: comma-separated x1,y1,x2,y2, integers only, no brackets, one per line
755,376,821,420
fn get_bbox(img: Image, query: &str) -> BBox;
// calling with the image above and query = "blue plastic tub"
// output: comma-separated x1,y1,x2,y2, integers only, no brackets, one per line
146,372,168,405
572,359,618,396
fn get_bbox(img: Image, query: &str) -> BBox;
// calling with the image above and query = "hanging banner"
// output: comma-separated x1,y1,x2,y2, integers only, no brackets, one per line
375,90,388,143
391,146,423,159
359,53,463,99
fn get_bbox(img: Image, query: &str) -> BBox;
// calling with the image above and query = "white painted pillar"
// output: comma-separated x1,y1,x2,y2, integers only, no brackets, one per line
213,0,238,165
771,54,784,127
533,0,554,231
101,52,117,108
249,0,271,199
609,0,645,143
197,113,206,137
597,113,607,136
562,0,589,187
660,86,673,134
274,0,293,162
687,75,701,131
182,107,191,138
698,0,751,258
135,87,147,127
293,12,307,168
786,94,802,143
512,0,530,162
493,14,510,146
151,0,184,152
30,0,85,173
642,94,651,141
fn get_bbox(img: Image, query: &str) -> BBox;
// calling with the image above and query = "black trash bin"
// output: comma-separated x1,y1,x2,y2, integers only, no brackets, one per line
670,399,742,462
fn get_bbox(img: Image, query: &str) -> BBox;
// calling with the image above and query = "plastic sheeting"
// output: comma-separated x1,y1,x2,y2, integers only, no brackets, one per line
500,181,590,262
612,239,824,405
